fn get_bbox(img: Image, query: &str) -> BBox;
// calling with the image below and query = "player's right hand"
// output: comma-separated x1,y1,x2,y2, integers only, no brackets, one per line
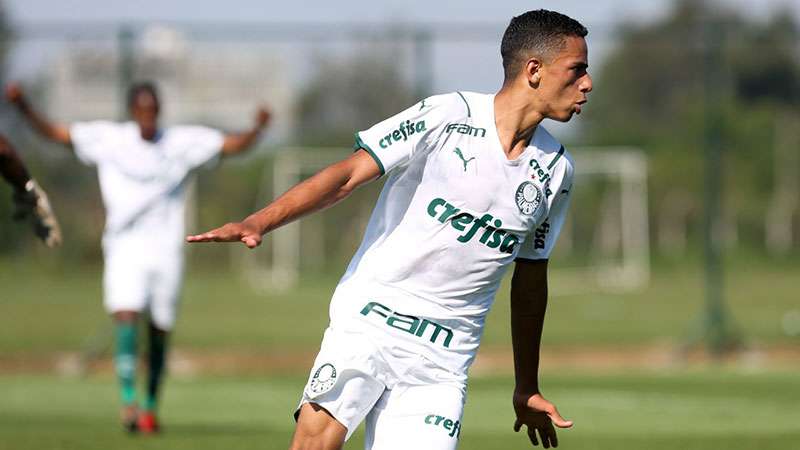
5,82,25,105
186,221,263,248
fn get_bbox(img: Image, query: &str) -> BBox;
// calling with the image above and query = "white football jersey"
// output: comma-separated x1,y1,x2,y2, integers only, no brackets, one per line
70,121,224,251
330,92,574,375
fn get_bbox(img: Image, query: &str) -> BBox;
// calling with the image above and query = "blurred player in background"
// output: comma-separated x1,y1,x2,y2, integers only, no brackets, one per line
189,9,590,449
0,134,61,247
7,81,271,434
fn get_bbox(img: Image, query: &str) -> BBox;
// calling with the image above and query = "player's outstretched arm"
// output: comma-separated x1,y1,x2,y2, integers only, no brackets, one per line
0,134,63,247
187,148,381,248
0,134,32,191
220,106,271,156
5,82,72,147
510,259,573,448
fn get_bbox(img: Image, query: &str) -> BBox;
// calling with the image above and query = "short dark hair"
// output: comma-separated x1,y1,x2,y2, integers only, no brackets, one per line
127,81,160,110
501,10,588,82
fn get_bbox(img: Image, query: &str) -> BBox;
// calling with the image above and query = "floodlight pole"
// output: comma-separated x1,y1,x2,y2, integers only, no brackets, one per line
701,21,739,357
412,27,434,100
117,25,135,120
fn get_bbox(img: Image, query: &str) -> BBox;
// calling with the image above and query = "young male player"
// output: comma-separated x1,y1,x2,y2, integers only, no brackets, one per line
0,134,61,247
189,9,591,449
7,81,271,433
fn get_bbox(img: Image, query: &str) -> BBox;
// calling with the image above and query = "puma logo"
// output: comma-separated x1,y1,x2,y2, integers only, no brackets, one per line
453,147,475,172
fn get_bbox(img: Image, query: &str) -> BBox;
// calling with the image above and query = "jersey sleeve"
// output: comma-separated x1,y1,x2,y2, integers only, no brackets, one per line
69,121,119,166
173,125,225,171
353,94,461,176
516,159,575,261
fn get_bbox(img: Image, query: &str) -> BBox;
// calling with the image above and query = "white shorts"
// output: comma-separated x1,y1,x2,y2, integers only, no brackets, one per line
297,327,467,449
103,239,184,330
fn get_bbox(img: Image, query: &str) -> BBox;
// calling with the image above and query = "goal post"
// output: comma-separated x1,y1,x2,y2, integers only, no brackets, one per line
238,146,650,295
556,147,650,294
234,148,348,292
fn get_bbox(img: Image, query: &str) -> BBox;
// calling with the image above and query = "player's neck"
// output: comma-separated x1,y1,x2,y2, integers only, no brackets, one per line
494,87,543,159
138,126,160,142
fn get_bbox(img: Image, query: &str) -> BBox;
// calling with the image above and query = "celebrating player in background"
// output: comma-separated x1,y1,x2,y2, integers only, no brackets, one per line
7,81,271,434
189,9,589,450
0,134,61,247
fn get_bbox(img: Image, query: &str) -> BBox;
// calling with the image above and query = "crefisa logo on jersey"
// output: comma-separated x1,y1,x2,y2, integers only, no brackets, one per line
378,120,427,149
308,363,338,395
515,181,544,216
529,158,554,197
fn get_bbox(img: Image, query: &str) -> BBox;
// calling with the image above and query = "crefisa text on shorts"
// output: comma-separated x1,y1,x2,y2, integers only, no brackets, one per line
424,414,462,438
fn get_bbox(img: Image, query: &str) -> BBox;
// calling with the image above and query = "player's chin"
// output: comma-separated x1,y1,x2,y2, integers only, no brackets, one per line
551,111,576,122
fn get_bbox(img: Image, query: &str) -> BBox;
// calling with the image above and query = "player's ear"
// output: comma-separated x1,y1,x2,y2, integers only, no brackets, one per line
525,58,543,88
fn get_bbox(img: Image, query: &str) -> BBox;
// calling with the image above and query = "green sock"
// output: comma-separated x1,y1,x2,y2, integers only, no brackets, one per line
144,326,169,412
114,322,138,406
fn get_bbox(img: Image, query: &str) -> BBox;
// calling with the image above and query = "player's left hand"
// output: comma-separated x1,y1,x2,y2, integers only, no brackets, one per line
186,221,263,248
513,392,572,448
255,107,271,128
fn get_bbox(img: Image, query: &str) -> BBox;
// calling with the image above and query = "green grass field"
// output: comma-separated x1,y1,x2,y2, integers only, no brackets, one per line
1,371,798,450
1,256,799,449
1,255,798,355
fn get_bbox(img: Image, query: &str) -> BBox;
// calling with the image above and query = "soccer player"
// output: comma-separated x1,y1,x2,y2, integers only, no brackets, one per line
189,9,590,450
0,134,62,247
7,81,271,433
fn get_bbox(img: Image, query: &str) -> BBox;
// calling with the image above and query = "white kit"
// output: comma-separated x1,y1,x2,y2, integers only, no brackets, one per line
300,92,575,447
71,121,223,329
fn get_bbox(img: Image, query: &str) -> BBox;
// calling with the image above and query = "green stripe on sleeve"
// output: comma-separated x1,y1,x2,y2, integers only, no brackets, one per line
353,132,385,176
456,91,471,118
547,145,565,170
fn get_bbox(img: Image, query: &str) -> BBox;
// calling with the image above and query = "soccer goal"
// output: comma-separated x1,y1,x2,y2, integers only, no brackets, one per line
237,146,649,295
552,147,650,295
234,148,353,292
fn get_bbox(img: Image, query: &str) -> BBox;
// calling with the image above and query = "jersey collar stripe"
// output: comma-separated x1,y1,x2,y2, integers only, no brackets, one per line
455,91,471,118
354,132,386,176
547,145,565,170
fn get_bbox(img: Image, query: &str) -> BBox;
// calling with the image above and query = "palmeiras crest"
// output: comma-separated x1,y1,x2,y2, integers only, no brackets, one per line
308,363,338,395
515,181,544,216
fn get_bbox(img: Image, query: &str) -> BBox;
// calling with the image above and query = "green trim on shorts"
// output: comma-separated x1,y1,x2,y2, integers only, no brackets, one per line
353,132,385,176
